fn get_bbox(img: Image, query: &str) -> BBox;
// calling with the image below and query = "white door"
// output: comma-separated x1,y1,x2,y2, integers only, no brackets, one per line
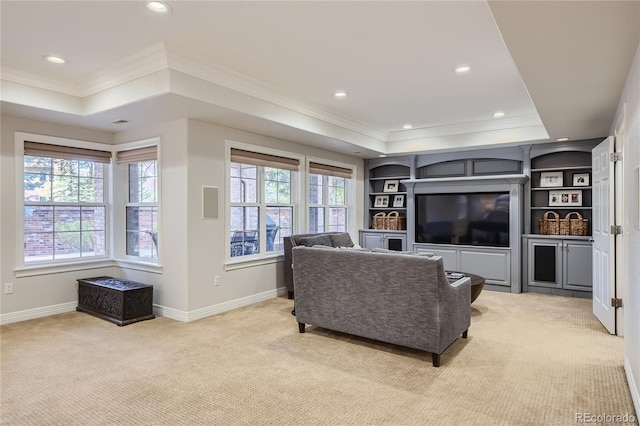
592,136,616,334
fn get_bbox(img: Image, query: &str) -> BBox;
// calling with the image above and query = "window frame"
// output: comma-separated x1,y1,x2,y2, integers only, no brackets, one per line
113,139,161,270
15,132,113,272
307,157,355,235
226,141,304,265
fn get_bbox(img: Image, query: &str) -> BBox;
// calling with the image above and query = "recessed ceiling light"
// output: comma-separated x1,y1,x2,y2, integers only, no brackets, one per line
403,124,413,130
378,154,387,158
492,111,505,118
455,65,471,74
556,137,569,142
43,55,67,64
147,1,171,13
334,90,347,99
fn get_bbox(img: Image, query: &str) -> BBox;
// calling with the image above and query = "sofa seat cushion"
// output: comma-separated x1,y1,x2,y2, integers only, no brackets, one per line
298,234,332,247
329,232,354,248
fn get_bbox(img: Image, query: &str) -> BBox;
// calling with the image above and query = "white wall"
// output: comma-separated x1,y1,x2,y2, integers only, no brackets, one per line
1,114,363,323
612,43,640,414
0,116,117,319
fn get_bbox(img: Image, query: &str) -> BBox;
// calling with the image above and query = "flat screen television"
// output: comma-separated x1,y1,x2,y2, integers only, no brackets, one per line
415,192,510,247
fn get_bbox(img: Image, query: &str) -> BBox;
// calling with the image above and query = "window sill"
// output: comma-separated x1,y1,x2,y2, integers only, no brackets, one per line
224,253,283,271
113,259,163,274
15,258,115,278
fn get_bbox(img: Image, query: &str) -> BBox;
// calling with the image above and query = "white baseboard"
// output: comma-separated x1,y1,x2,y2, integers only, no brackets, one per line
1,287,288,325
0,301,77,325
154,286,288,323
625,356,640,417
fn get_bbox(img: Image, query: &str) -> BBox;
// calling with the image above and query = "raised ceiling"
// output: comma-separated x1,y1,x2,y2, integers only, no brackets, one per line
1,1,638,157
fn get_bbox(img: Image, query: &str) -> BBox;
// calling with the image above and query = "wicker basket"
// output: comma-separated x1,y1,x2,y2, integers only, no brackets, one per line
372,212,387,230
387,211,406,230
539,211,560,235
560,211,589,236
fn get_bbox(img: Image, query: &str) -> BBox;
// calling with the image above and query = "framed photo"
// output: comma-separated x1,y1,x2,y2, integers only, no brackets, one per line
573,173,589,186
540,172,563,187
383,180,399,193
392,194,405,208
373,195,389,208
549,190,582,206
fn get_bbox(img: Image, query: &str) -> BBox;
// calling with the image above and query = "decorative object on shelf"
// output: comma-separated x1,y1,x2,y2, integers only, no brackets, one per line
540,171,563,187
386,211,406,230
383,179,399,192
372,212,387,229
392,194,405,208
539,211,561,235
548,190,582,206
560,211,588,236
572,173,589,186
373,195,389,208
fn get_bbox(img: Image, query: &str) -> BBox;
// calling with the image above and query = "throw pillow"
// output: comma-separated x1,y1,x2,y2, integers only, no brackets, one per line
329,233,354,248
298,234,332,247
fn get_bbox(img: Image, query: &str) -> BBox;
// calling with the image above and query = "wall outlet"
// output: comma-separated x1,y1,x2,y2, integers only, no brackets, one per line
214,275,220,287
4,283,13,294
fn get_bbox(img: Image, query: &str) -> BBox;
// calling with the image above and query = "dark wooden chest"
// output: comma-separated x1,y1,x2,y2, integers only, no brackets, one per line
77,276,155,326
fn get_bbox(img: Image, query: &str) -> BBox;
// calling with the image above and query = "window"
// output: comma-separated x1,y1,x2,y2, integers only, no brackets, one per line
117,147,158,261
229,148,298,258
23,142,111,263
308,162,352,234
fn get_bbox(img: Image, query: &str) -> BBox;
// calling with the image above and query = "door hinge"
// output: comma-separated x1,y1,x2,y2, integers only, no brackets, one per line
610,225,623,235
610,152,623,162
611,298,623,308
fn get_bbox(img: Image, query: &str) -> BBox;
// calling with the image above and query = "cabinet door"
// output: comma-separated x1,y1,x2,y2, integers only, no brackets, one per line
385,234,406,251
528,239,562,288
362,233,384,249
563,241,593,290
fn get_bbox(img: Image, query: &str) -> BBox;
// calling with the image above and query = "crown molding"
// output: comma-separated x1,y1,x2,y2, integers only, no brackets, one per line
163,44,387,142
386,113,545,143
1,61,84,97
79,43,169,96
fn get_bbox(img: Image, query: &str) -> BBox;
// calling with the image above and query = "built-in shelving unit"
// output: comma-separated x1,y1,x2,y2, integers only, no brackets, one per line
529,152,593,235
522,139,602,297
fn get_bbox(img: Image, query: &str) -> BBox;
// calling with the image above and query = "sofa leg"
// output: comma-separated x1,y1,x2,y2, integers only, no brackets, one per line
298,322,306,333
287,291,294,300
462,330,468,338
432,353,440,367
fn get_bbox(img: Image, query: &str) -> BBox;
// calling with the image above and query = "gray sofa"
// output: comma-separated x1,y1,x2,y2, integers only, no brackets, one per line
292,246,471,367
283,232,354,299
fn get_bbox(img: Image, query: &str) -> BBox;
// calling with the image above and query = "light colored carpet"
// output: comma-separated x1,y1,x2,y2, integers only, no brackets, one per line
1,291,636,426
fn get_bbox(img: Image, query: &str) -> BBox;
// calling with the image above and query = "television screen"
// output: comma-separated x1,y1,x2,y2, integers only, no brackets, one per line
415,192,510,247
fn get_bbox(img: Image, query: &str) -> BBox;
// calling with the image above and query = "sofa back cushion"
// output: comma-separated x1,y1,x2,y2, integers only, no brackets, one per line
298,234,332,247
328,233,354,248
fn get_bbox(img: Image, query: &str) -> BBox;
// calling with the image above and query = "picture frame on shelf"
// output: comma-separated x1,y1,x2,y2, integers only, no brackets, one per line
572,173,589,186
383,180,399,193
392,194,405,208
373,195,389,208
540,172,563,187
549,190,582,206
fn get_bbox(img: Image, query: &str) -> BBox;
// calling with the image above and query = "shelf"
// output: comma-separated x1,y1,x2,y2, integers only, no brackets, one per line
370,191,408,196
369,176,410,181
532,186,592,191
370,208,406,211
531,166,591,172
531,206,592,210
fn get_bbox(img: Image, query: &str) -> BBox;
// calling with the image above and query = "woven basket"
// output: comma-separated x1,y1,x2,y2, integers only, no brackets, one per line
560,211,589,236
539,211,560,235
372,212,387,230
387,211,406,231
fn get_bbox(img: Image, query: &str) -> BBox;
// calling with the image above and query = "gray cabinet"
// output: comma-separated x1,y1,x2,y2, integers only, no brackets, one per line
360,230,406,251
526,237,592,292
